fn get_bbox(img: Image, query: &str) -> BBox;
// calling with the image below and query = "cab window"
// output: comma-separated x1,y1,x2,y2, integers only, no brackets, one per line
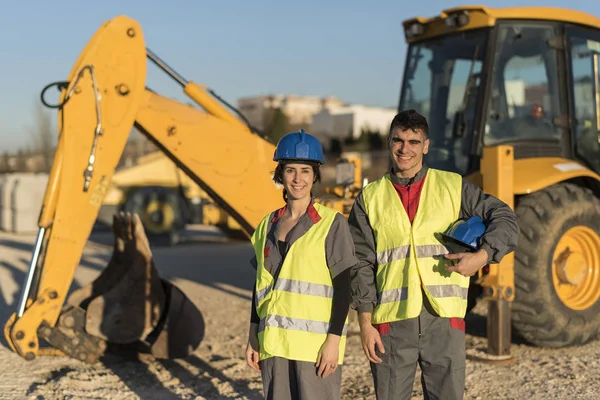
484,23,563,145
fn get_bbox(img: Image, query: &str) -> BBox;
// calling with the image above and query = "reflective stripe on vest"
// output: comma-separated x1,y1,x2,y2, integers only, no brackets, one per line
362,169,468,323
255,278,336,306
251,203,348,364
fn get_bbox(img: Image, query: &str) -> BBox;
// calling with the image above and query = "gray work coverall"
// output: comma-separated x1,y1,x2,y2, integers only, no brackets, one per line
349,165,519,400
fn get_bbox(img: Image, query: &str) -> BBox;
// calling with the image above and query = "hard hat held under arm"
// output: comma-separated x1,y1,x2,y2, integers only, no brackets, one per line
458,179,520,264
438,216,486,254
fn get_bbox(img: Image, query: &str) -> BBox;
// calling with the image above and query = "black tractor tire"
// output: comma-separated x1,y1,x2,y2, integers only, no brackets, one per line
122,186,188,247
512,182,600,347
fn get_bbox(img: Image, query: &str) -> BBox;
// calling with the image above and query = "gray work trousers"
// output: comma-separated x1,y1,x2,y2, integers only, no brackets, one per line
370,303,466,400
260,356,343,400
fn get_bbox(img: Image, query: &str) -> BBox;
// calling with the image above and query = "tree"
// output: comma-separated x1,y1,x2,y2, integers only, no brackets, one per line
365,128,384,150
0,151,10,173
15,149,27,172
265,107,289,143
354,129,371,152
344,124,355,146
28,99,56,172
329,138,343,156
342,126,386,152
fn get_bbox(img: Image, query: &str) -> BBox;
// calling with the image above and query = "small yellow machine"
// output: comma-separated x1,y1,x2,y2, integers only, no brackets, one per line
6,5,600,364
98,151,243,245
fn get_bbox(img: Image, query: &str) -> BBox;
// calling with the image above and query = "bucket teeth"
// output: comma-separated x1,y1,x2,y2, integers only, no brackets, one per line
38,306,107,364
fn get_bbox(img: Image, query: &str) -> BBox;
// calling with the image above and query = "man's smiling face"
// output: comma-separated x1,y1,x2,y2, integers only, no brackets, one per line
389,127,430,178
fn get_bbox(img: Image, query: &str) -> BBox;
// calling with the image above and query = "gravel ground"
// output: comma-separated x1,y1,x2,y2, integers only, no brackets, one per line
0,228,599,399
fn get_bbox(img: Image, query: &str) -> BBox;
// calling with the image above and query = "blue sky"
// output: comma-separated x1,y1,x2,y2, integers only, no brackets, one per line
0,0,596,152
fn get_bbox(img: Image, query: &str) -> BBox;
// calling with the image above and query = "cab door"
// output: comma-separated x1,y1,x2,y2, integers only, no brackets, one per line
566,25,600,174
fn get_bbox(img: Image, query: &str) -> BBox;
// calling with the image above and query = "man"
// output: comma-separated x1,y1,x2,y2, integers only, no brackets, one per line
348,109,519,400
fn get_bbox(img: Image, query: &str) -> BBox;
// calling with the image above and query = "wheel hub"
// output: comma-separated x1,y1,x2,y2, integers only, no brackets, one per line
150,210,164,224
552,226,600,311
555,247,588,285
142,200,175,234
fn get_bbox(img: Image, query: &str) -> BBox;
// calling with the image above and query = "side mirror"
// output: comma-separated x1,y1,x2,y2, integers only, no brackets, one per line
335,159,356,187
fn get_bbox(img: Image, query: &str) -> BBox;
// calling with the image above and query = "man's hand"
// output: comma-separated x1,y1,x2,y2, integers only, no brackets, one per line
358,312,385,363
445,248,489,277
245,323,261,372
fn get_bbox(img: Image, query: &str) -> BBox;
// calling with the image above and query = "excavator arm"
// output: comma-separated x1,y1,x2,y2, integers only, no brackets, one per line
4,15,285,363
135,85,283,236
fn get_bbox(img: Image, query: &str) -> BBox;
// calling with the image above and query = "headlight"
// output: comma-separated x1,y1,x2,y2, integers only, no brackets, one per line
445,11,470,28
405,22,425,38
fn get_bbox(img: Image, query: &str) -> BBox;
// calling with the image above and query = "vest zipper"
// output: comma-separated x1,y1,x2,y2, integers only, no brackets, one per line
406,176,414,223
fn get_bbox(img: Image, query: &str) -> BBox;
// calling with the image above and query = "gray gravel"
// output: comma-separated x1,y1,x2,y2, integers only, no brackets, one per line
0,228,598,399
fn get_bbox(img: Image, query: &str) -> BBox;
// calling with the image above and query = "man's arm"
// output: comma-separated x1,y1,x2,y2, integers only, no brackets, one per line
460,179,520,264
347,192,385,363
347,191,378,314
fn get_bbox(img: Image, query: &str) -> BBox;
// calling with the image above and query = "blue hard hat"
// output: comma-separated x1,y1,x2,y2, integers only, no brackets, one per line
273,129,325,164
439,216,486,253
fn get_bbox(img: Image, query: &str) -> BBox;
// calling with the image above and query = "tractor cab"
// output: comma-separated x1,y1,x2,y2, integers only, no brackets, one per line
399,7,600,177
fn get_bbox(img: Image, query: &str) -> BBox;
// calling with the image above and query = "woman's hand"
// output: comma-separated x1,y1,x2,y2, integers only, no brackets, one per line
316,334,341,378
245,323,261,372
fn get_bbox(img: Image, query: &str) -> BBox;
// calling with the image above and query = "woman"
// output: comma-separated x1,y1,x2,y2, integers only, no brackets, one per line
245,129,358,400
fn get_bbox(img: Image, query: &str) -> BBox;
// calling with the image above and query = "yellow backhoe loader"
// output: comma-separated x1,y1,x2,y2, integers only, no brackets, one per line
5,5,600,365
400,5,600,357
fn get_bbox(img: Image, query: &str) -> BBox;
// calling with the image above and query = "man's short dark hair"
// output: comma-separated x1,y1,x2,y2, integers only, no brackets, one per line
388,109,429,139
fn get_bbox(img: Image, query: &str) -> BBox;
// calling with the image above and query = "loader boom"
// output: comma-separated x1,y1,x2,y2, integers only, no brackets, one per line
4,15,283,362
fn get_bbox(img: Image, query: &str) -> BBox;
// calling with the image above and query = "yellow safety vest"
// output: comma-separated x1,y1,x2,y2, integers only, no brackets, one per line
251,203,348,364
362,169,469,323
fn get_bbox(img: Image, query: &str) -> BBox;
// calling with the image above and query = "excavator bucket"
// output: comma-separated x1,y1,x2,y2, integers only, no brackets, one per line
43,212,205,362
148,280,206,359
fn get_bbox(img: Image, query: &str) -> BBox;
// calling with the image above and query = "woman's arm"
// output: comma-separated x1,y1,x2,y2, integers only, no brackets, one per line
328,268,351,335
324,213,359,334
250,286,260,323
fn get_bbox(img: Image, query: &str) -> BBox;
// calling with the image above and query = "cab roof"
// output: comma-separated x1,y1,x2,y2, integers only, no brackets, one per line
402,5,600,43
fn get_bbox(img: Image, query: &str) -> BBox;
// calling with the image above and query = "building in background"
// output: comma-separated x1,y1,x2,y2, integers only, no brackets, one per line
311,104,397,145
236,94,345,131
